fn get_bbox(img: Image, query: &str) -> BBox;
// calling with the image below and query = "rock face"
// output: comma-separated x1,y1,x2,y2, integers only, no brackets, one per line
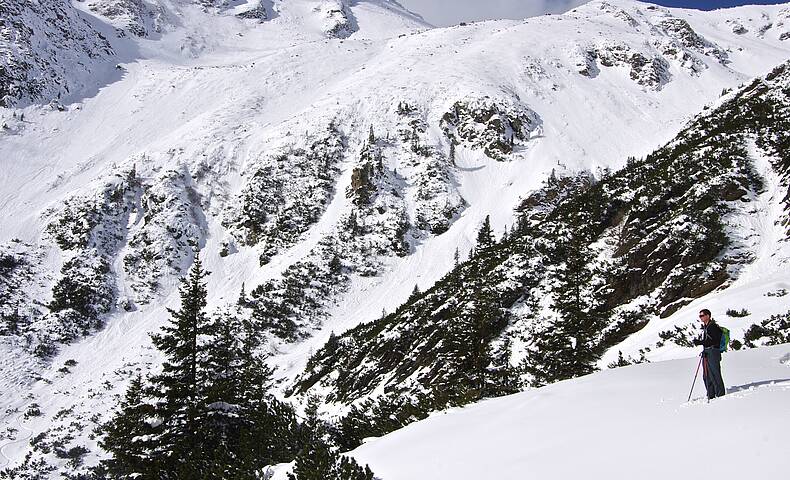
0,0,115,107
236,2,268,22
85,0,170,37
566,4,739,85
318,0,356,38
440,97,541,161
659,18,728,63
594,42,672,88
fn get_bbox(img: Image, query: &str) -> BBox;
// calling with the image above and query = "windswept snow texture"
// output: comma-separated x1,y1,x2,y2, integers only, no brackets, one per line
345,344,790,480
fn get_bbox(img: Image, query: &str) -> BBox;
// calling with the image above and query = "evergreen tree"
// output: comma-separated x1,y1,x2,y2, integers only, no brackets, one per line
485,335,520,396
475,215,494,251
524,222,607,386
146,250,210,476
522,316,574,387
408,284,421,302
554,227,607,372
445,276,507,402
328,255,343,275
289,391,375,480
237,282,247,306
99,251,378,479
201,311,296,477
449,141,456,165
368,125,375,144
288,431,374,480
99,374,156,479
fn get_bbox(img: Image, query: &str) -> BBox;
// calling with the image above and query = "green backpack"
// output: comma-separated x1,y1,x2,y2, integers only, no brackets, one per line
719,325,730,353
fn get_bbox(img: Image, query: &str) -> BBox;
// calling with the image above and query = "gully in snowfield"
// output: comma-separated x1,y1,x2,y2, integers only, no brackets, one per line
693,309,727,400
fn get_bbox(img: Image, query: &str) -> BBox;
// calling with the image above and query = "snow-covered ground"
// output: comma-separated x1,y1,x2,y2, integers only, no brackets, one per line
345,343,790,480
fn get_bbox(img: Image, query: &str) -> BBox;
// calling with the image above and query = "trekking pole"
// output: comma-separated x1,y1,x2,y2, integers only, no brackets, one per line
687,353,703,402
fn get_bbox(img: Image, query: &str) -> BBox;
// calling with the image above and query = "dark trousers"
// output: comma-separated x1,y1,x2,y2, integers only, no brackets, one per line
702,348,726,399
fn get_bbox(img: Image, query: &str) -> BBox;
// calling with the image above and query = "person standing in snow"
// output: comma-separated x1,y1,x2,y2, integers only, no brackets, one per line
693,309,726,399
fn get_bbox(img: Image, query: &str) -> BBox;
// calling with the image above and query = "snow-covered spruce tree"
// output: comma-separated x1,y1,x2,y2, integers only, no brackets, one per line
331,393,432,451
199,311,301,477
143,249,210,477
525,210,607,386
289,418,374,480
444,275,506,402
486,334,520,396
99,374,156,478
442,224,519,402
288,449,374,480
287,392,375,480
408,284,421,302
100,251,356,478
475,215,495,252
251,278,301,341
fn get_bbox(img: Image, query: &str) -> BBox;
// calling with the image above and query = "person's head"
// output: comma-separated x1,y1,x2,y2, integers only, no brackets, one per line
699,309,712,325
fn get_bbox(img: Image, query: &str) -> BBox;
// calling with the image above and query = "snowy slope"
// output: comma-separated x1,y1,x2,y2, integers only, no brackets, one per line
1,0,790,475
342,343,790,480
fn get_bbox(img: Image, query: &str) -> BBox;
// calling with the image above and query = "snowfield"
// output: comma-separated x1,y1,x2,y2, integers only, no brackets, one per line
346,343,790,480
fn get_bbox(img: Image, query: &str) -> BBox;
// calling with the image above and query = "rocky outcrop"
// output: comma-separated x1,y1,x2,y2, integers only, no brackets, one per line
0,0,115,107
85,0,168,37
318,0,356,39
440,97,540,161
659,17,728,64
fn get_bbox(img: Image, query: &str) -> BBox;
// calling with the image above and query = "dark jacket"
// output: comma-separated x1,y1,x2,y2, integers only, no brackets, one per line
700,321,723,350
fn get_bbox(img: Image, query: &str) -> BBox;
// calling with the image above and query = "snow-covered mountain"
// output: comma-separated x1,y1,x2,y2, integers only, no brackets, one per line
1,0,789,476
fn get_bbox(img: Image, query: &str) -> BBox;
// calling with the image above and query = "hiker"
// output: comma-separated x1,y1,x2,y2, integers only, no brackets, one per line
693,309,726,399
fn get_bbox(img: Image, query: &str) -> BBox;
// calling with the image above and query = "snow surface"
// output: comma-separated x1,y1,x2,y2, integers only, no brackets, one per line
342,343,790,480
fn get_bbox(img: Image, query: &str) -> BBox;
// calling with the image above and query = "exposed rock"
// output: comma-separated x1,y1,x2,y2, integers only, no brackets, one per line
440,97,540,161
0,0,115,107
86,0,168,37
317,0,356,39
659,18,728,63
594,42,672,89
237,3,268,22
